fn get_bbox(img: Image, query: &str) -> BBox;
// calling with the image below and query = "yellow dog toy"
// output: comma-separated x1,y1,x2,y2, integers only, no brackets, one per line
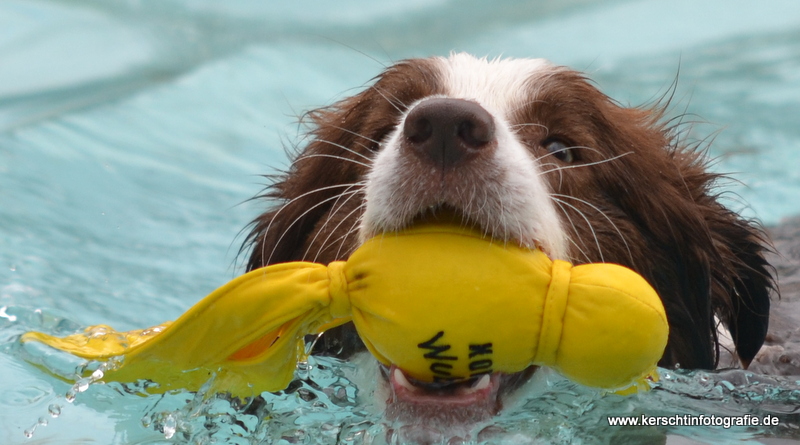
23,224,668,397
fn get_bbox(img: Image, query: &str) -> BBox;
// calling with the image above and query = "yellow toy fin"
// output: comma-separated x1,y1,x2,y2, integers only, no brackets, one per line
23,263,351,396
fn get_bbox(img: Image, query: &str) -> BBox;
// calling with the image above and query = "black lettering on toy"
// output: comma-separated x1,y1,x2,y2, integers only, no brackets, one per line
430,362,454,376
418,331,458,380
418,331,457,361
468,342,493,376
418,333,495,380
468,342,493,358
469,359,492,371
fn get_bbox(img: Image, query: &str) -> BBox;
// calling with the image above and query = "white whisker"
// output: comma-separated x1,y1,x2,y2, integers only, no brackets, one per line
328,125,383,146
261,182,366,264
540,161,564,189
552,193,635,266
303,186,364,261
312,139,375,162
295,153,372,168
551,200,591,263
509,122,549,132
370,85,405,114
318,202,368,263
539,151,633,176
550,196,605,262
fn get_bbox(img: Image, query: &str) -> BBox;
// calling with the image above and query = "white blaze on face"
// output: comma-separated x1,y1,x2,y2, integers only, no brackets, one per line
361,53,569,260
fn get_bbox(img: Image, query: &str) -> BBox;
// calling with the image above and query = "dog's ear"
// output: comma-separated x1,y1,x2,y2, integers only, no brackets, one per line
706,207,775,368
579,103,775,369
639,163,775,370
661,151,774,368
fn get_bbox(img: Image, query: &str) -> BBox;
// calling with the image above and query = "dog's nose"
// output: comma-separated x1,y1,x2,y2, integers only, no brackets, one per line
403,98,496,168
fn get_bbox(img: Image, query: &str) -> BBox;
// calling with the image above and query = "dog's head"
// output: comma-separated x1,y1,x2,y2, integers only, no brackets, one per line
243,53,774,423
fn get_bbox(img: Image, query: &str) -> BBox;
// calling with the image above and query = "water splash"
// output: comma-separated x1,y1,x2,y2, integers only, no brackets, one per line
65,359,118,403
0,305,17,322
134,355,379,443
23,416,49,439
80,362,800,443
47,403,61,418
7,306,800,443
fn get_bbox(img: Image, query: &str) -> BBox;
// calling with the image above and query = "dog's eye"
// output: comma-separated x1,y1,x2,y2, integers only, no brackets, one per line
544,139,575,163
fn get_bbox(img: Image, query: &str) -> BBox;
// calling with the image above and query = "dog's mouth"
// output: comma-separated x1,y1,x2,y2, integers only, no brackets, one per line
386,365,500,407
380,365,537,426
380,365,503,423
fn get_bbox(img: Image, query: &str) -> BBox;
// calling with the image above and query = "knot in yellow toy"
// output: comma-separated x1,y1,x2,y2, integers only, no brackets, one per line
325,261,351,319
22,224,668,397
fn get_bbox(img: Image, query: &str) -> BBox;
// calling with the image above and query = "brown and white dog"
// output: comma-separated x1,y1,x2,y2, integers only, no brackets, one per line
242,53,775,421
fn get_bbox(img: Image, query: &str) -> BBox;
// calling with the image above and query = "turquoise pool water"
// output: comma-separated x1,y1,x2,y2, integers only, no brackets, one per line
2,1,800,443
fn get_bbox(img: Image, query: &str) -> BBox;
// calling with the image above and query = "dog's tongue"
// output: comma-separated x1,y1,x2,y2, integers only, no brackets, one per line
386,366,502,422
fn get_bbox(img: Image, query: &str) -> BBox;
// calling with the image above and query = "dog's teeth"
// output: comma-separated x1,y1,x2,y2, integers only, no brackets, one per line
473,374,491,390
457,374,492,395
393,368,418,392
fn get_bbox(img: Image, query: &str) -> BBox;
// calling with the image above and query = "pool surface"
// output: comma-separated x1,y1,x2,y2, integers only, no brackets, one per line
2,1,800,443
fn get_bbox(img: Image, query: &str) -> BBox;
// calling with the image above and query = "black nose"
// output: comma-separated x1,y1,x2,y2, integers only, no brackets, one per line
403,98,496,168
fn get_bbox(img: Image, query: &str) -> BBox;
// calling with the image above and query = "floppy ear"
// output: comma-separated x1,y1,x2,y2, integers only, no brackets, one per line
651,149,774,369
706,207,775,368
572,102,775,370
636,165,775,370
